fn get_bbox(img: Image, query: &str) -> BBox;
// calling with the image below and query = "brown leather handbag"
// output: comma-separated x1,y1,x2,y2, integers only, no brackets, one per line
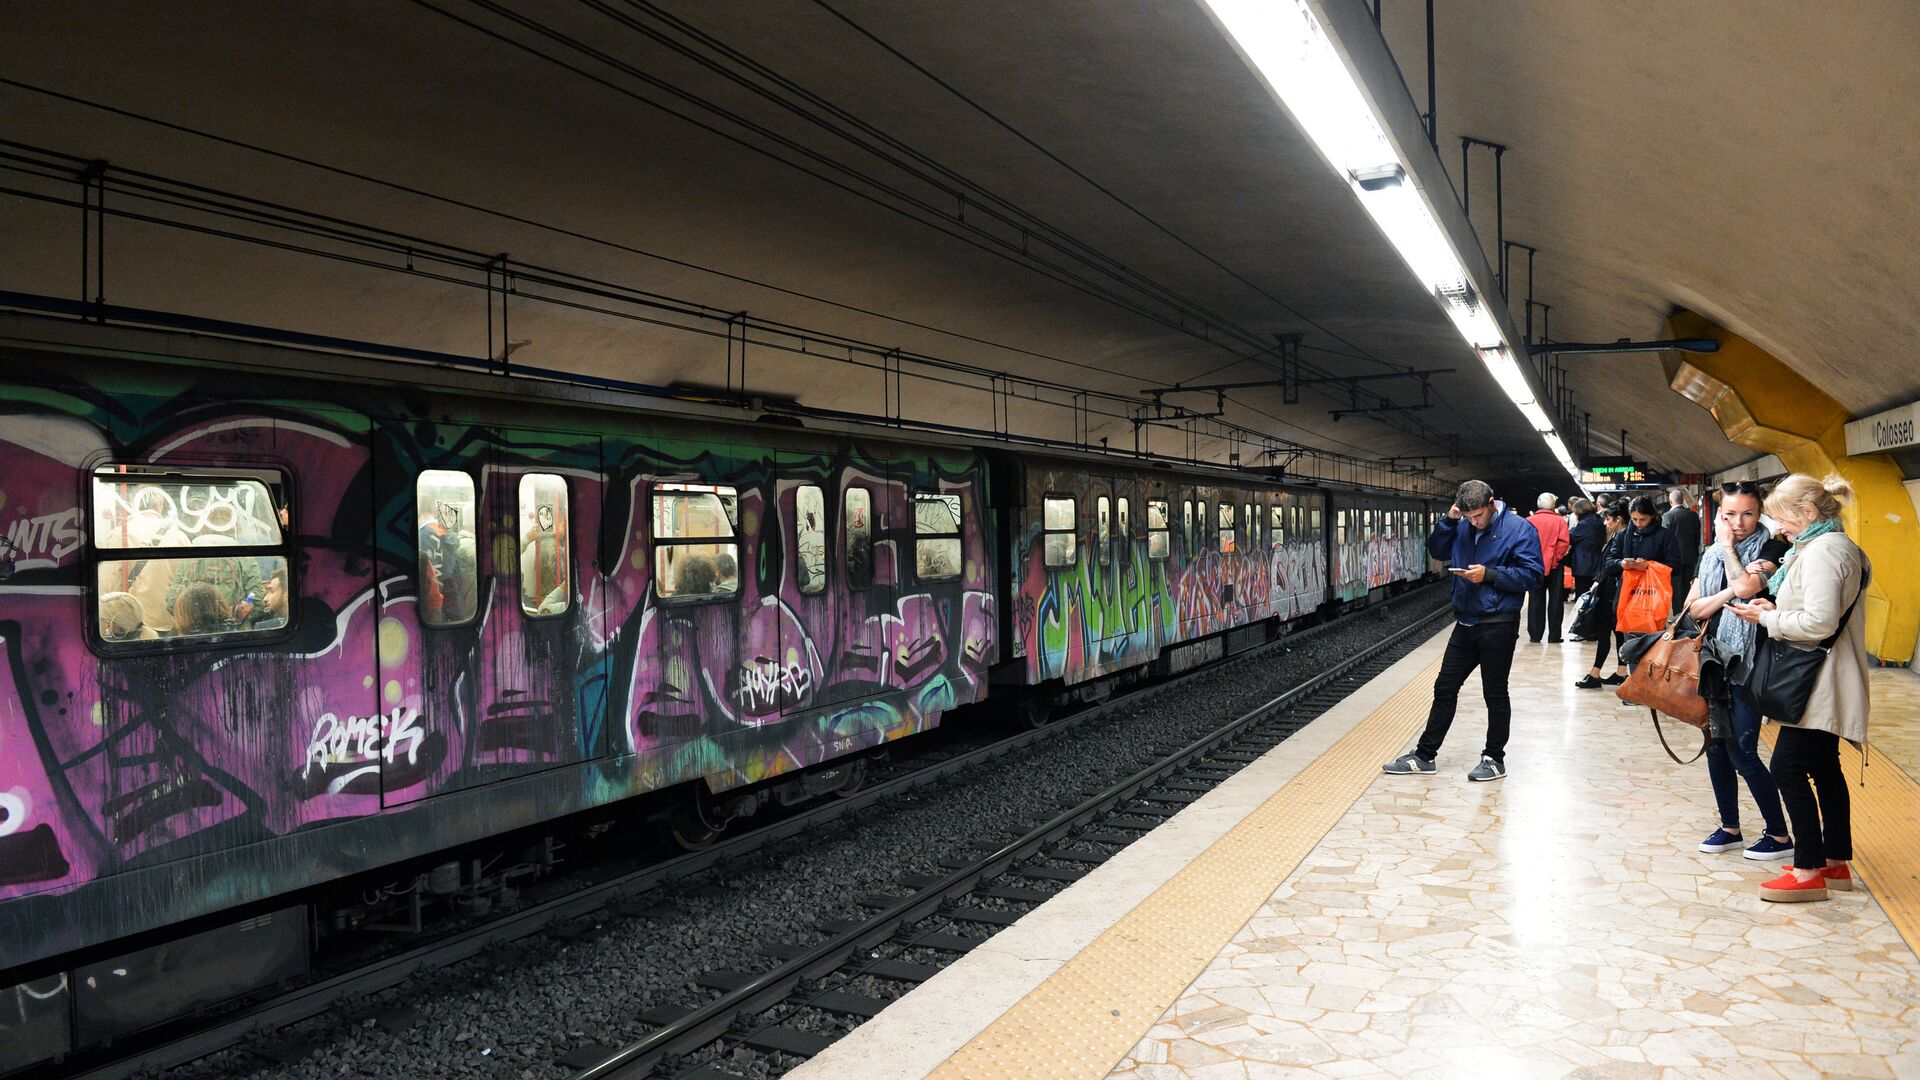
1617,625,1710,763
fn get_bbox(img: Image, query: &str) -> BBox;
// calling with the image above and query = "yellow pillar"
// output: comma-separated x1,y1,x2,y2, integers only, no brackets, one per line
1664,310,1919,664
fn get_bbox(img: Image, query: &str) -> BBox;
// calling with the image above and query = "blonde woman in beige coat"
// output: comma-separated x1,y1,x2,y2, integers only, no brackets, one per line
1728,474,1871,903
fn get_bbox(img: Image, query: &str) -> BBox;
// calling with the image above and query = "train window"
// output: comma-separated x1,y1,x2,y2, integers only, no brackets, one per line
92,464,293,645
795,484,827,595
1096,496,1112,565
1043,495,1077,568
1245,502,1257,549
1337,511,1348,548
1196,501,1207,555
518,474,571,617
1271,505,1285,546
1182,499,1193,554
1217,502,1235,554
845,487,873,590
1146,499,1170,560
414,470,478,627
1312,507,1323,532
1117,497,1130,543
914,491,963,582
654,483,740,601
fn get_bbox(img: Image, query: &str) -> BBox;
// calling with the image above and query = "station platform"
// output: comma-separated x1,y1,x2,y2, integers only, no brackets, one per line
791,624,1920,1080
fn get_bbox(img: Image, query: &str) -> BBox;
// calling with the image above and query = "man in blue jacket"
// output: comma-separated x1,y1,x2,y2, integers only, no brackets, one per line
1384,479,1544,781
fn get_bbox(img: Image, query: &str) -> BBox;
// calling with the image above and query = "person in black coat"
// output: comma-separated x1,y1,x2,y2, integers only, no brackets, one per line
1614,494,1684,579
1575,504,1632,688
1566,497,1606,597
1663,488,1703,614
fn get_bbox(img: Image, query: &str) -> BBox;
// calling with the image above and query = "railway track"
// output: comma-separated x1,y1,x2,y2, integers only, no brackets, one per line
571,599,1451,1080
59,586,1444,1080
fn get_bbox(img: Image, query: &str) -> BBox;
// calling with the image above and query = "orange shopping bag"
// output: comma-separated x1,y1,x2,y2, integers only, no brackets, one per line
1614,563,1672,634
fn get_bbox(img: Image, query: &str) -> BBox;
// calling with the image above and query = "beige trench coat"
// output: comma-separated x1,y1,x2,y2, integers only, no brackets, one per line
1757,531,1871,745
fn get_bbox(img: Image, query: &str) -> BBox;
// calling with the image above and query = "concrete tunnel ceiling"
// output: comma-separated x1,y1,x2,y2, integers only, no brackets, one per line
1378,0,1920,479
6,2,1908,497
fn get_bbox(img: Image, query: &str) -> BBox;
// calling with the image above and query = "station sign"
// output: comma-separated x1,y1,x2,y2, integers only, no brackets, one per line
1846,400,1920,455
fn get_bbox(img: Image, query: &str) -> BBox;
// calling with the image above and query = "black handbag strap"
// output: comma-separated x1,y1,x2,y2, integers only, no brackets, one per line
1651,708,1708,765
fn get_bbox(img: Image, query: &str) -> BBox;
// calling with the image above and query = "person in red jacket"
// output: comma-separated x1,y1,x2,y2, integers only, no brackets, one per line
1527,492,1571,643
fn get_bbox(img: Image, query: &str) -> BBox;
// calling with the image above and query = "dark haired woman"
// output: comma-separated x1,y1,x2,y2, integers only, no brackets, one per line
1574,504,1633,688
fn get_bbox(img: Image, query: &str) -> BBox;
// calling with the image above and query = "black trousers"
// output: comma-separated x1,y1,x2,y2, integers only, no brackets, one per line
1593,629,1625,671
1770,725,1852,870
1527,570,1565,641
1416,620,1520,764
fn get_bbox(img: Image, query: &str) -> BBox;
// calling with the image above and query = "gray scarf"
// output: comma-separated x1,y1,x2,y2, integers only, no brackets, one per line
1698,525,1770,668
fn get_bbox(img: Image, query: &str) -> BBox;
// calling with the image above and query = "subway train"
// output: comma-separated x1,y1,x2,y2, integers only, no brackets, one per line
0,326,1440,1069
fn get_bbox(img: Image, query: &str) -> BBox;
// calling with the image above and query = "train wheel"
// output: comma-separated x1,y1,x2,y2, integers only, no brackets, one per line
830,758,871,799
664,791,726,851
1022,697,1053,729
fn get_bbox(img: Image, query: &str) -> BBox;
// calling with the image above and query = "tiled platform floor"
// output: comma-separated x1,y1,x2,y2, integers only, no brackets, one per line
1110,639,1920,1080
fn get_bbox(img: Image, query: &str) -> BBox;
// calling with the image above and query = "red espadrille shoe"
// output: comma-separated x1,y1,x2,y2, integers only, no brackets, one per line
1782,863,1855,892
1760,869,1829,902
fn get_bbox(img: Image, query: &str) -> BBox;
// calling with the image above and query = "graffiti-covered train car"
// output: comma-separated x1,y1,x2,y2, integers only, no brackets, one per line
0,335,998,1060
1331,491,1439,602
1002,455,1330,687
0,322,1440,1070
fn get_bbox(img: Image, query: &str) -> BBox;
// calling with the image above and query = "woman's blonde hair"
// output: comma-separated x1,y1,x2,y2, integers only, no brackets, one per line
1764,472,1854,524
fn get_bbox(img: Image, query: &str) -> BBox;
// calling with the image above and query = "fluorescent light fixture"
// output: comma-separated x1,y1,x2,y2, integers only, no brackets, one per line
1478,347,1536,406
1199,0,1574,476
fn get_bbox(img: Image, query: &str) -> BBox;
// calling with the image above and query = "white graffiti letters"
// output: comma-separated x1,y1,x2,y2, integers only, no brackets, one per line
4,508,82,564
734,659,811,710
303,707,425,793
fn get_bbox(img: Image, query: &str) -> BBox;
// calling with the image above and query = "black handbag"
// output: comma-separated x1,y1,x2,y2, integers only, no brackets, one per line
1742,566,1869,724
1569,584,1606,640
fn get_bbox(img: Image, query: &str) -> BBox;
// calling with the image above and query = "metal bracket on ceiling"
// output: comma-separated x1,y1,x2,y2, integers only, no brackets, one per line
1530,338,1720,357
1328,372,1438,421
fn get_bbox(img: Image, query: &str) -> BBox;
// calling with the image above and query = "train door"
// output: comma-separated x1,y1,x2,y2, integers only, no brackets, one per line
770,449,830,717
375,417,489,808
379,424,604,805
825,457,898,703
474,427,604,773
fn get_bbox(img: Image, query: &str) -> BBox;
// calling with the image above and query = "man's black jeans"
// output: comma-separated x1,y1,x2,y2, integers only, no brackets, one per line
1527,570,1564,642
1415,619,1520,764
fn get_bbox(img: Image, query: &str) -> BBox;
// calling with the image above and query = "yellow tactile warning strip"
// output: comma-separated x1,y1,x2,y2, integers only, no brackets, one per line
926,656,1443,1080
1758,724,1920,955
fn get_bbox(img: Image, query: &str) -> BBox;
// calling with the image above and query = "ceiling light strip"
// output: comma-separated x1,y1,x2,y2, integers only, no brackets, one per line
1197,0,1584,488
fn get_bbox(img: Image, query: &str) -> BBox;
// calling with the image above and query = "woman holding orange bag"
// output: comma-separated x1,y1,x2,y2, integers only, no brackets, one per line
1609,495,1683,644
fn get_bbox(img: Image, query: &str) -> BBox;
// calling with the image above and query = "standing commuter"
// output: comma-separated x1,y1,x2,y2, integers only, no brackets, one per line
1684,484,1792,862
1526,493,1570,644
1566,498,1606,599
1383,480,1543,782
1610,495,1682,655
1728,474,1870,902
1664,488,1703,615
1574,504,1633,688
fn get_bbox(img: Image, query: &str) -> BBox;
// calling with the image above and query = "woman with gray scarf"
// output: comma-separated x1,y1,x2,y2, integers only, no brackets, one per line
1683,483,1791,862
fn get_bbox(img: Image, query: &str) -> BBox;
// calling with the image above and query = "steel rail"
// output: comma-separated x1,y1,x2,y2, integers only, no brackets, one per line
574,601,1452,1079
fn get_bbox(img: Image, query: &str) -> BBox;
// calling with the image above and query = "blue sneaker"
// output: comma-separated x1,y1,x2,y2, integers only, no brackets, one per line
1743,835,1794,861
1698,828,1744,853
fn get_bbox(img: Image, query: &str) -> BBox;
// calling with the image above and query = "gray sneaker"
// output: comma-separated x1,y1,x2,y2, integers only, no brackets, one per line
1382,752,1436,775
1467,756,1507,782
